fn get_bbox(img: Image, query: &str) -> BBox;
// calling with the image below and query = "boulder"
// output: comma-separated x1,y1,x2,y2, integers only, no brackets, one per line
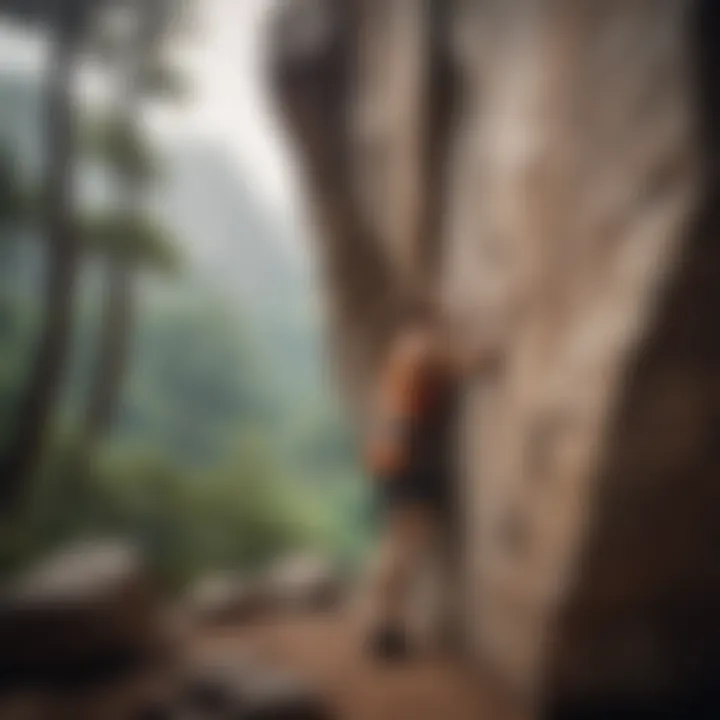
181,660,251,715
238,670,332,720
0,540,164,687
262,555,343,613
186,575,274,627
180,658,332,720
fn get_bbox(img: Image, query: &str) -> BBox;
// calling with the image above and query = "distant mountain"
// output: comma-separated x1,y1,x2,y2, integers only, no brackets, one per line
155,141,329,406
0,70,315,331
0,67,338,446
158,142,310,312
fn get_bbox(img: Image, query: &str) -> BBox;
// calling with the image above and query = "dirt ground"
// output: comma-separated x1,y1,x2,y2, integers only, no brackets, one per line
0,610,523,719
199,610,522,720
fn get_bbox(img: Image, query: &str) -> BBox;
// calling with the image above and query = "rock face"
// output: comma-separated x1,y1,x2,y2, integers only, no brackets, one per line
263,555,344,613
186,556,343,627
270,0,720,714
180,659,332,720
187,574,274,627
0,541,165,686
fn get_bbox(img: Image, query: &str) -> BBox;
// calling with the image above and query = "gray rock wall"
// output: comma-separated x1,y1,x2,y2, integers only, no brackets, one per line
270,0,720,713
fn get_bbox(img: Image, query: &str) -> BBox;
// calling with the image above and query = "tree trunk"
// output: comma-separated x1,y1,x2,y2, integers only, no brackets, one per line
84,0,145,445
84,258,134,442
0,12,80,510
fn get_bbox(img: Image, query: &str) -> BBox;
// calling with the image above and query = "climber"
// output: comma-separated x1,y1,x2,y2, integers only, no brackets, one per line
363,300,468,661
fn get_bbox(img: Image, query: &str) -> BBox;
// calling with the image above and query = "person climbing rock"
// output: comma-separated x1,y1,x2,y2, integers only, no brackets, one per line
363,301,466,662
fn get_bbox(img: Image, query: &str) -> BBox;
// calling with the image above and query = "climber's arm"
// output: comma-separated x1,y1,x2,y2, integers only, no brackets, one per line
364,413,412,478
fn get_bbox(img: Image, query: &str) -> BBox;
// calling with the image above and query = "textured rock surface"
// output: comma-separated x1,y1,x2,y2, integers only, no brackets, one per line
187,574,274,627
271,0,720,714
263,554,344,613
187,556,343,628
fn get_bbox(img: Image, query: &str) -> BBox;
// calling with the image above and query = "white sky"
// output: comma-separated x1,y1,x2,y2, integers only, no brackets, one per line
154,0,302,213
0,0,303,217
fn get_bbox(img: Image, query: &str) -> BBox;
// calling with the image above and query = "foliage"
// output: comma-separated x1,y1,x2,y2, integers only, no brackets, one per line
140,58,189,100
1,433,330,589
82,115,159,183
0,148,17,222
79,211,182,272
0,267,366,587
116,299,271,463
0,147,39,229
0,18,368,588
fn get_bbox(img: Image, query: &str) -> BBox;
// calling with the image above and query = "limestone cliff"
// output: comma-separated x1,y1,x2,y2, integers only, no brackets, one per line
270,0,720,714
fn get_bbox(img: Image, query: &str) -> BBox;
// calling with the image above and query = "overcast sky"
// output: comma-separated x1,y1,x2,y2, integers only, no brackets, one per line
0,0,302,217
157,0,301,212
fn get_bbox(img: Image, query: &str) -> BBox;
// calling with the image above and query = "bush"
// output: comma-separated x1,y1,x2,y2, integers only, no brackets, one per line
0,433,343,591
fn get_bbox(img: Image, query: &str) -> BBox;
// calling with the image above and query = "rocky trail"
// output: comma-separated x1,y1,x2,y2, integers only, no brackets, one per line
1,610,519,720
198,611,518,720
0,544,519,719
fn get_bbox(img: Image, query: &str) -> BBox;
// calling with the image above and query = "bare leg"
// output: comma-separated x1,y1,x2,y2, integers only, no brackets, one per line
368,503,441,658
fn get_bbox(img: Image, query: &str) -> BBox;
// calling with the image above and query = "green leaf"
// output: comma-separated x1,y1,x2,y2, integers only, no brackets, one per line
140,58,189,101
79,211,183,273
81,115,159,182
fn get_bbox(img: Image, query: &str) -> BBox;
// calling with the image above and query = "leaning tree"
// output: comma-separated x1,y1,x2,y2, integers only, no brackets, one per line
0,0,98,509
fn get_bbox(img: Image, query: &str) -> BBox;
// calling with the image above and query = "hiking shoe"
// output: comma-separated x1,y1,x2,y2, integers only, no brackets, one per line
367,625,412,662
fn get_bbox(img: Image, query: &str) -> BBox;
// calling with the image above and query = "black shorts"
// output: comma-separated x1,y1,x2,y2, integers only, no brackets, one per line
376,467,451,516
